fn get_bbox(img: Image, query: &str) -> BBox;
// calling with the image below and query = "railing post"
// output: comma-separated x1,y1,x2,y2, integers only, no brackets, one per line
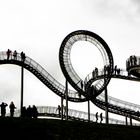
20,66,24,116
130,116,132,126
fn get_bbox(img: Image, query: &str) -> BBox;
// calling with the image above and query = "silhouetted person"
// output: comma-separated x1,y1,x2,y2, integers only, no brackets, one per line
32,105,38,118
136,111,140,117
95,112,98,123
13,50,17,60
87,85,97,101
78,93,81,98
104,65,106,75
0,102,8,117
6,49,11,60
100,113,103,123
106,65,110,75
56,105,61,117
114,65,117,75
126,60,130,68
20,51,26,62
130,56,133,66
92,70,95,78
117,68,120,75
9,101,16,117
21,106,27,118
133,55,137,65
26,105,32,118
95,67,98,77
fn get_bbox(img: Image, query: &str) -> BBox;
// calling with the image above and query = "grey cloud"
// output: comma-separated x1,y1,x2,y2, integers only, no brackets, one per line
132,0,140,12
87,0,140,22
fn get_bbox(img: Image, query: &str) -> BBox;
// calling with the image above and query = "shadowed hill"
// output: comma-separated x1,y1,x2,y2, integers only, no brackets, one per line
0,117,140,140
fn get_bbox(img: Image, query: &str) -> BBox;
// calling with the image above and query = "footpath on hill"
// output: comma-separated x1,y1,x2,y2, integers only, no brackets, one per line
0,117,140,139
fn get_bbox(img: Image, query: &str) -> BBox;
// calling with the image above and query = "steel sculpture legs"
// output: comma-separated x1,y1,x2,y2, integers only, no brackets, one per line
105,87,109,124
88,100,90,121
20,66,24,116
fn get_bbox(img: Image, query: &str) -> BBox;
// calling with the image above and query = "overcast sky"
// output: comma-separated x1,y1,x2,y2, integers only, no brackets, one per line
0,0,140,120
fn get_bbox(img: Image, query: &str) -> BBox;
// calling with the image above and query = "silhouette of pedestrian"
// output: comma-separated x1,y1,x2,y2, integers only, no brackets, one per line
114,65,117,75
130,56,133,66
21,106,27,118
117,68,120,75
0,102,8,117
9,101,16,117
95,67,98,77
26,105,32,118
13,50,17,60
95,112,98,123
92,70,95,78
32,105,38,118
100,113,103,123
104,65,107,75
20,51,26,62
78,93,81,98
6,49,11,60
56,105,61,117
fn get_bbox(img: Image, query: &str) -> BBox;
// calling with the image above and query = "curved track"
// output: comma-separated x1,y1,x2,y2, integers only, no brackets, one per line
0,30,140,122
59,30,114,99
59,30,140,121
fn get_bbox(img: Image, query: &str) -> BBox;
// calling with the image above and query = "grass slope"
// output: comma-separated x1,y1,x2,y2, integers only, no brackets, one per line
0,117,140,140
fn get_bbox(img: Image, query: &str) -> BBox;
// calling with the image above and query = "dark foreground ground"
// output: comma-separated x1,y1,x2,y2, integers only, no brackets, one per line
0,117,140,140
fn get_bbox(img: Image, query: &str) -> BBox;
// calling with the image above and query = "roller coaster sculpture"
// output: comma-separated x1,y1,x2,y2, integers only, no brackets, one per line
0,30,140,123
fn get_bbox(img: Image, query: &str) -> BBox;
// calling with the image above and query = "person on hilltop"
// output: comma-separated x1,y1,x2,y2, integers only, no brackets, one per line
32,105,38,118
0,102,8,117
21,106,27,118
9,101,16,117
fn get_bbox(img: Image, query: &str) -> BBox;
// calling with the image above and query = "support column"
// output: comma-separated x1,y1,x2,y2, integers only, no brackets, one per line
20,66,24,116
88,100,90,122
65,80,68,120
130,116,132,126
105,87,109,124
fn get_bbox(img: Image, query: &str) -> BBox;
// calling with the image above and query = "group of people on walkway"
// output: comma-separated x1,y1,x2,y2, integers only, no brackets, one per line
0,101,16,117
21,105,38,119
6,49,26,62
0,101,38,119
92,65,121,80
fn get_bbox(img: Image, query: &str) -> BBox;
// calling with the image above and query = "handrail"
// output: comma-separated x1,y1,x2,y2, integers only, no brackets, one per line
0,51,86,102
9,106,140,126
